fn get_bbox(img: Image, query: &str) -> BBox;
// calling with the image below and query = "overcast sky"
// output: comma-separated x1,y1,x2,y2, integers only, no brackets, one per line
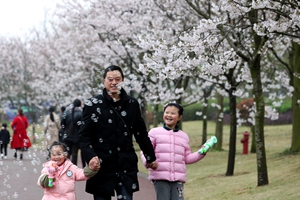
0,0,59,37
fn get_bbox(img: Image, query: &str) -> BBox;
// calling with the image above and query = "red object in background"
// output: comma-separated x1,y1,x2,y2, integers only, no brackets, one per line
240,131,250,155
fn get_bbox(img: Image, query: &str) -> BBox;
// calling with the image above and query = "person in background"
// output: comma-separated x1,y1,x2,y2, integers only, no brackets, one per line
141,103,207,200
37,141,99,200
58,106,66,143
10,108,32,160
61,99,85,167
79,65,158,200
0,123,10,159
44,106,61,160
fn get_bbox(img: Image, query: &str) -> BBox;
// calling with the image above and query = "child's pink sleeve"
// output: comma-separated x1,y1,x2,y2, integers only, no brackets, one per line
140,151,148,168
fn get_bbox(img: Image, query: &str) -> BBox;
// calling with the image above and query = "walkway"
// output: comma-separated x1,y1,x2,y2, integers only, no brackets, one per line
0,147,155,200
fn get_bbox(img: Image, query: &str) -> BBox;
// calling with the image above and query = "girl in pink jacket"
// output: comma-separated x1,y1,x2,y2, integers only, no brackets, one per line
142,103,207,200
37,141,99,200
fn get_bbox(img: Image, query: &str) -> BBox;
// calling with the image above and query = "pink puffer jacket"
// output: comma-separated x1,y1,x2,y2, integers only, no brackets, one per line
141,127,205,182
37,159,89,200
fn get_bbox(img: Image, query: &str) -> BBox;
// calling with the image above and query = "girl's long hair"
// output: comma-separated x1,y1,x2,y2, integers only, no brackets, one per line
18,108,24,116
49,106,55,122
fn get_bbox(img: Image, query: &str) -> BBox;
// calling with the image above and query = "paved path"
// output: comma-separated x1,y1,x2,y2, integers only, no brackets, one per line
0,146,155,200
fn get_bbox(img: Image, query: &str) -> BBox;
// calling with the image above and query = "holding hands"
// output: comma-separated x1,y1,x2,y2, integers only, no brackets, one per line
147,161,158,170
89,156,101,171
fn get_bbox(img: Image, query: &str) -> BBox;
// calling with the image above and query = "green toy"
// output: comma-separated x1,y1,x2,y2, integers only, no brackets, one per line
198,136,218,154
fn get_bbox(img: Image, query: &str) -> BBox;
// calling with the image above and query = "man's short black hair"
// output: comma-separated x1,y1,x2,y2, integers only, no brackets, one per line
103,65,124,80
61,106,66,112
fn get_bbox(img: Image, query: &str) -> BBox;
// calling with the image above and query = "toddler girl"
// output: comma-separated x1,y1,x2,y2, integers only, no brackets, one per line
37,141,99,200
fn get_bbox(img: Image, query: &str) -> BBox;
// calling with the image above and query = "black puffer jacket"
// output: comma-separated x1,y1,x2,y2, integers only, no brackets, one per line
79,88,156,196
0,129,10,144
61,106,82,144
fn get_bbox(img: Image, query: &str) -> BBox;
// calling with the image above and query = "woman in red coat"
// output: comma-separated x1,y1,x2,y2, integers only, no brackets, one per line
10,108,32,160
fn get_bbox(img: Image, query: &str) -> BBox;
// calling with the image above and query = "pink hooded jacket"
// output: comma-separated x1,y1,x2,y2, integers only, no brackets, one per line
141,126,205,183
37,159,89,200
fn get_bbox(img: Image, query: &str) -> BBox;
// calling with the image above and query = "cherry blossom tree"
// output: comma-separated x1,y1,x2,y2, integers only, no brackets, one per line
137,0,251,178
0,36,40,122
136,0,298,187
254,0,300,152
51,0,206,128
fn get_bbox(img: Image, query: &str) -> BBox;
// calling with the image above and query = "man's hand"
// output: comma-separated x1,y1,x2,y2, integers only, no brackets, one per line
89,156,101,171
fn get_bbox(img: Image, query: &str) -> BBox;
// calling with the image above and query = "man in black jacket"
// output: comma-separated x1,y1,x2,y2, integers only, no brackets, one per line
61,99,85,167
79,65,158,200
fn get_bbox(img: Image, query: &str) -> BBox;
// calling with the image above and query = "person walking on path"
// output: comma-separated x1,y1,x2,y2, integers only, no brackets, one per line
37,141,99,200
79,65,158,200
141,103,207,200
58,106,66,143
44,106,61,160
61,99,85,167
10,108,32,160
0,123,10,159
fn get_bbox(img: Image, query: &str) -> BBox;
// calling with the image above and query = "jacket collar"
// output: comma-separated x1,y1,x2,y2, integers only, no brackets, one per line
103,88,129,103
73,107,82,112
163,123,180,132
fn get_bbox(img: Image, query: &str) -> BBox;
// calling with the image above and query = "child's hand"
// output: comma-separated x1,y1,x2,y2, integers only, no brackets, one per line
148,161,158,170
198,144,209,155
47,162,58,187
48,167,56,176
47,161,58,178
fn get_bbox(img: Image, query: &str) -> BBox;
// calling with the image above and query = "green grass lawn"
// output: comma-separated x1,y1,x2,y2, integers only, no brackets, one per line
136,121,300,200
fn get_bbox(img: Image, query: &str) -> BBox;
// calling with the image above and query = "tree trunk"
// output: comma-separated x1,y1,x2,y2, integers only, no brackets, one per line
225,91,237,176
177,99,183,130
153,104,159,128
290,41,300,152
250,57,269,186
140,98,150,131
32,123,36,144
250,125,256,153
247,7,269,186
0,111,2,121
202,97,208,144
27,106,37,144
215,93,223,151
